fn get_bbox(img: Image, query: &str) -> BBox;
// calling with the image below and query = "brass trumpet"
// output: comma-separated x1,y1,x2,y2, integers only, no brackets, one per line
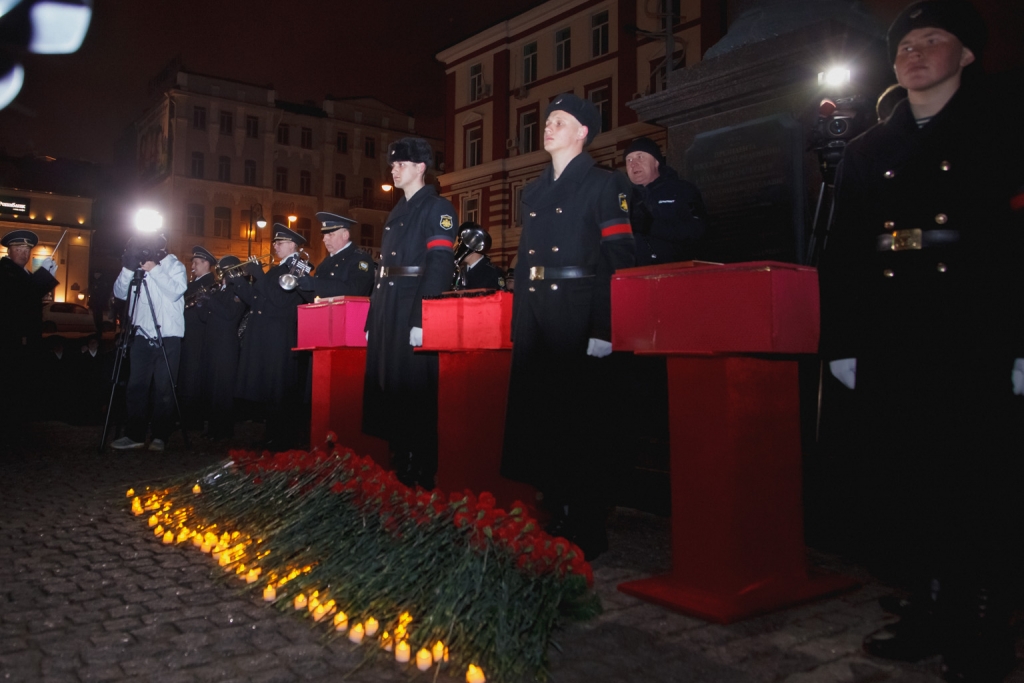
279,249,312,290
217,254,271,279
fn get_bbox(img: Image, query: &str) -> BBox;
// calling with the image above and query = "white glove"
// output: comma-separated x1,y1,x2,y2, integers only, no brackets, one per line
365,331,369,341
830,358,857,390
40,257,57,276
409,326,423,347
1012,358,1024,396
586,338,613,358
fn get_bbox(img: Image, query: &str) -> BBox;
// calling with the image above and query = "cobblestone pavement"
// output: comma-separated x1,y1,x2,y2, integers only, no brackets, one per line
1,422,1021,683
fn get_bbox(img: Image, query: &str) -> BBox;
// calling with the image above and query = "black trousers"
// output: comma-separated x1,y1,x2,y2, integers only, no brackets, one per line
125,335,181,442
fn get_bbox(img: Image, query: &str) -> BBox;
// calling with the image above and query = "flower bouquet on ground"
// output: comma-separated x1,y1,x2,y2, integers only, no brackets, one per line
127,435,599,683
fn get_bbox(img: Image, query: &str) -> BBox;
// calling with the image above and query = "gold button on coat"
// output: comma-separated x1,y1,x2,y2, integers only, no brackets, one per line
528,249,535,255
883,269,894,278
937,263,948,273
550,283,558,290
884,170,895,178
529,212,536,217
935,214,948,224
551,246,559,252
555,208,563,213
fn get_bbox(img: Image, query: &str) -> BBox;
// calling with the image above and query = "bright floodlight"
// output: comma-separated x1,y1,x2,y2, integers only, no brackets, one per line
29,1,93,54
818,67,852,87
1,0,23,18
0,64,25,111
135,209,163,233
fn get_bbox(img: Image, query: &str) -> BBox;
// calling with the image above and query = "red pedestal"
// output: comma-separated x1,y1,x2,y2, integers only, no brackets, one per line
297,296,370,349
422,292,535,510
612,262,856,623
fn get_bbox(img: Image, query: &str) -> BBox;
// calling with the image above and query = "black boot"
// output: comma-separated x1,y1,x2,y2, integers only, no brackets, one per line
863,578,942,662
391,451,417,488
941,585,1016,682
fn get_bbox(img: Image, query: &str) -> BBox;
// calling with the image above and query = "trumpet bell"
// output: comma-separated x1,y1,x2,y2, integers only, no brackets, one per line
279,273,299,290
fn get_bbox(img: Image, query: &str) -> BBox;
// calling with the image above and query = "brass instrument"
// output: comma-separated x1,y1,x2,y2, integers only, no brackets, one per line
452,224,492,290
217,254,271,279
279,249,312,290
184,283,214,309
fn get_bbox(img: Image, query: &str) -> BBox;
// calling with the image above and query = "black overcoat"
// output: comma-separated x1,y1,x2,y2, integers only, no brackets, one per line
178,272,215,410
199,284,245,413
303,245,375,300
501,152,635,493
0,256,57,354
362,185,455,449
628,166,708,265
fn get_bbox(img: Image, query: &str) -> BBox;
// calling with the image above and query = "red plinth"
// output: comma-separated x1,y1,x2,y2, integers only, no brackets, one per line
613,262,856,623
309,347,389,469
422,292,535,510
297,297,370,349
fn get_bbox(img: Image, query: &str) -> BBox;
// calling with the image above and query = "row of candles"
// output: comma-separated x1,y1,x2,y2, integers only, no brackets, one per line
128,486,488,683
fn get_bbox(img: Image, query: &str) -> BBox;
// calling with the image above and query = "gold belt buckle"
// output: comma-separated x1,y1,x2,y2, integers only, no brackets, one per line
891,228,922,251
529,266,545,281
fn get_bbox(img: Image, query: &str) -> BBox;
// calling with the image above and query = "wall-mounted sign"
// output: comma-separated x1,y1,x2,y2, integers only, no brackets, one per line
0,196,30,215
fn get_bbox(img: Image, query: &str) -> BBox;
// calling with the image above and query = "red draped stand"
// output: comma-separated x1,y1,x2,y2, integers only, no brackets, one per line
421,291,536,509
612,261,856,623
297,297,389,468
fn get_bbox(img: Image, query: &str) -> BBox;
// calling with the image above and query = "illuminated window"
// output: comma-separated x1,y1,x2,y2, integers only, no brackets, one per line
213,206,231,237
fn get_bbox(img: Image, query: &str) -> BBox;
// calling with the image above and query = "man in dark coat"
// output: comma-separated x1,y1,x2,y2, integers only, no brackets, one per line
363,137,455,489
229,225,309,448
818,1,1024,677
501,94,635,559
0,229,58,436
300,212,375,299
624,136,708,266
179,245,216,429
200,255,247,439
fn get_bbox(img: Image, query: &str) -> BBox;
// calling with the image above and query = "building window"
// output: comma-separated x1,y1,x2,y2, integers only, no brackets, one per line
660,0,681,31
296,217,312,243
360,224,373,248
299,170,312,195
523,42,537,85
334,173,346,198
469,63,483,102
301,127,313,149
219,110,233,135
364,137,376,158
190,152,204,179
586,80,612,134
465,123,483,168
217,156,231,182
277,123,289,145
275,166,288,192
213,206,231,238
555,27,571,72
461,195,480,224
435,151,445,172
192,106,206,130
336,131,348,153
186,203,205,236
592,11,609,57
518,106,539,154
246,115,259,139
362,177,373,205
244,160,257,186
512,184,525,226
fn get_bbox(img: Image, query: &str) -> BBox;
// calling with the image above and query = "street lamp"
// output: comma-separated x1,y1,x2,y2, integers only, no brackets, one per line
248,203,267,258
382,183,396,208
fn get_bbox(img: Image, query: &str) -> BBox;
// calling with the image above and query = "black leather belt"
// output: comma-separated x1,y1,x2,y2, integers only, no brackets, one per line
527,265,595,281
876,229,960,252
379,266,423,277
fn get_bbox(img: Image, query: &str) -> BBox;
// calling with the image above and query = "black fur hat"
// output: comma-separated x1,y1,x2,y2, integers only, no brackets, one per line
388,138,434,169
887,0,986,65
546,93,601,147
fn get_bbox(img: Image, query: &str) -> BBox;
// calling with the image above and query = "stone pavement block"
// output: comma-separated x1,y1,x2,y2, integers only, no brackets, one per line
171,632,213,650
0,637,28,653
40,581,79,595
103,615,144,631
75,663,124,681
0,666,42,681
210,638,255,657
40,653,82,673
276,643,330,663
286,657,332,680
0,647,43,669
79,644,132,665
249,668,298,683
781,657,900,683
2,608,45,624
107,601,148,619
67,590,103,603
175,618,216,633
82,597,125,613
160,646,218,670
192,662,247,681
133,621,181,642
227,651,282,672
89,630,135,647
148,670,200,683
26,615,72,634
251,632,293,651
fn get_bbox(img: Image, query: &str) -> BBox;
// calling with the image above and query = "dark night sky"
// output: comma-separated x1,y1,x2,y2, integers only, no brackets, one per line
1,0,1020,165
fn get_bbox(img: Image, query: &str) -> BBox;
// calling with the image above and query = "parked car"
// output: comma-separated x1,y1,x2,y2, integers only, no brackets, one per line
42,302,113,335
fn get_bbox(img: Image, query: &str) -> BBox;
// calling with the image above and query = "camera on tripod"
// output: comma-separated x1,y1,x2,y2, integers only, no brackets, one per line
810,68,873,179
122,233,168,270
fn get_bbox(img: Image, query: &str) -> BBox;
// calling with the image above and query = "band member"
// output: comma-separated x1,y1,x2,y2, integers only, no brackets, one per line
300,213,375,298
179,245,216,429
200,255,247,439
501,94,635,559
455,221,503,290
363,137,455,489
229,224,309,448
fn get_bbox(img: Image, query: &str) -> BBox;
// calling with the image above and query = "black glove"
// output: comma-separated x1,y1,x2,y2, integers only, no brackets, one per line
121,243,139,270
297,275,315,292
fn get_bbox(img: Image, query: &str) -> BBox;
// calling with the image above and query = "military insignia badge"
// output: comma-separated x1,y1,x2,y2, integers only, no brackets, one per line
440,215,453,230
618,193,629,212
358,261,369,271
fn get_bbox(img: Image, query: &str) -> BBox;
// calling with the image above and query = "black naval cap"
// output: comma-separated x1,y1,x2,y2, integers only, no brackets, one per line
546,93,601,147
218,255,241,269
623,136,665,167
190,245,217,266
388,137,434,168
315,212,357,234
271,223,307,246
887,0,987,65
2,229,40,248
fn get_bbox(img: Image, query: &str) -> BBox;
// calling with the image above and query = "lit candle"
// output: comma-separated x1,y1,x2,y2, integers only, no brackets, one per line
162,531,174,544
432,640,445,662
201,540,212,553
126,488,135,498
192,484,201,494
246,569,259,584
334,611,348,632
416,648,432,671
293,594,307,610
313,605,327,622
364,617,378,636
381,632,392,651
218,553,230,566
154,525,164,537
395,641,411,663
148,515,158,527
466,664,486,683
192,534,203,548
263,585,276,601
348,623,365,644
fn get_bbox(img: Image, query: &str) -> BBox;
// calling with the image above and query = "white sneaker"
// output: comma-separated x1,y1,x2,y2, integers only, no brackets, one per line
111,436,145,450
148,438,165,452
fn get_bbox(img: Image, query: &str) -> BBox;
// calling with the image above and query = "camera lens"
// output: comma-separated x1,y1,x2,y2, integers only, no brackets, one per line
828,118,849,137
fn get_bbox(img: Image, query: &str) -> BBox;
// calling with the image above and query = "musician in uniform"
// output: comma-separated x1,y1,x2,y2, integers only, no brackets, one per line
179,245,216,429
501,94,635,559
818,1,1024,677
0,229,58,435
198,255,246,439
454,222,504,290
229,225,309,448
299,212,375,298
363,137,455,489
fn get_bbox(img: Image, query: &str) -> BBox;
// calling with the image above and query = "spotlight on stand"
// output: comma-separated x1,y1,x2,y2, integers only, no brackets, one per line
134,208,163,233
